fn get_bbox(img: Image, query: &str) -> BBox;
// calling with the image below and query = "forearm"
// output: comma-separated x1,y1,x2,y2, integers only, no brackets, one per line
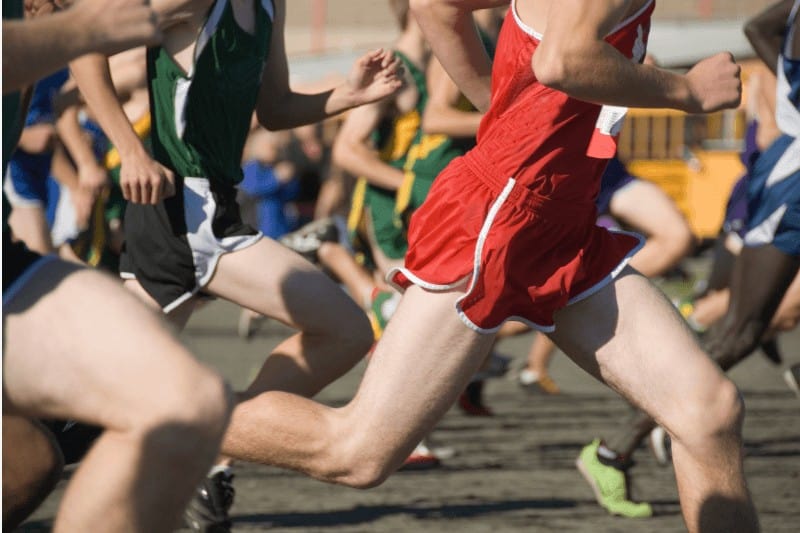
56,105,97,169
410,0,494,112
3,11,94,93
49,143,80,189
535,40,692,111
258,86,362,131
333,142,405,191
423,103,482,137
70,54,145,157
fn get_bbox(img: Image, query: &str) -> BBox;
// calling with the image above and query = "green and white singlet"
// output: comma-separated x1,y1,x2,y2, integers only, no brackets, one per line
121,0,275,311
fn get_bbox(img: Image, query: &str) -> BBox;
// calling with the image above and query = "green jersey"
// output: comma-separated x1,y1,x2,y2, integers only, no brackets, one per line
347,51,427,261
148,0,273,184
371,51,428,173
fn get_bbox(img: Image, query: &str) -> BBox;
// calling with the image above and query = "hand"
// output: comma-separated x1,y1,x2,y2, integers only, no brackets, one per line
78,162,109,201
119,149,175,204
344,48,404,106
75,0,162,55
684,52,742,113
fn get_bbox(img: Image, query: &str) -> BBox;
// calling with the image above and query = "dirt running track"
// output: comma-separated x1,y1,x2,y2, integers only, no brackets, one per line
20,296,800,532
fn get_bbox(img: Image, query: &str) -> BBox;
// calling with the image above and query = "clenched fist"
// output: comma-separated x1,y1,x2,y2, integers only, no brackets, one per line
684,52,742,113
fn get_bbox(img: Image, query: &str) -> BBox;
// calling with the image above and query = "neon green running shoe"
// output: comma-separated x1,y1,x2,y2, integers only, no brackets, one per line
576,439,653,518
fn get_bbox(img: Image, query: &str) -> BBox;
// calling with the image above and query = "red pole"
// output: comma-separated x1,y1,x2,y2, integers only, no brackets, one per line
311,0,327,54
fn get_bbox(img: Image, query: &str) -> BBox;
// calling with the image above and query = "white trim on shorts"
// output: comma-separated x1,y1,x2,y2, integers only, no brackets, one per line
566,229,644,306
120,177,262,314
3,167,44,208
744,204,788,249
388,178,645,335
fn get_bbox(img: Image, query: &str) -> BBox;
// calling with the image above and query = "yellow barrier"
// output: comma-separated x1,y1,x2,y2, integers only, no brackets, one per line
618,108,744,239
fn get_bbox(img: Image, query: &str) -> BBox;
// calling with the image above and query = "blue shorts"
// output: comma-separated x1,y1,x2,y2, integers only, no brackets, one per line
3,150,52,208
744,135,800,257
596,157,636,216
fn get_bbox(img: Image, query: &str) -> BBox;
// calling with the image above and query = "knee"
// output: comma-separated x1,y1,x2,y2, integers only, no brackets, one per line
671,377,743,444
313,413,396,489
662,224,695,265
322,305,375,358
140,368,233,447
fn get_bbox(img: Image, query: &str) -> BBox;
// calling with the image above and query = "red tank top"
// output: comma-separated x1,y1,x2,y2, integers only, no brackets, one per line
463,0,654,211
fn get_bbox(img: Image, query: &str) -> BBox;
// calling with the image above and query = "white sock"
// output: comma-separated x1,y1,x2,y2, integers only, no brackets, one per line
208,464,232,478
597,444,619,461
519,369,540,385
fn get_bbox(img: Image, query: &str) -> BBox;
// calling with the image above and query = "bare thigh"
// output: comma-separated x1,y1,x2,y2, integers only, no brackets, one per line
610,180,688,237
3,261,213,428
8,206,54,255
205,237,366,334
548,268,728,430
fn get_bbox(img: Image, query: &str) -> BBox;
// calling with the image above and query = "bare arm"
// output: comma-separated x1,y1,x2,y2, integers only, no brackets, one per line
421,57,483,137
4,0,160,93
54,80,109,197
744,0,794,74
332,103,406,191
256,0,403,130
70,53,175,204
410,0,506,112
532,0,741,113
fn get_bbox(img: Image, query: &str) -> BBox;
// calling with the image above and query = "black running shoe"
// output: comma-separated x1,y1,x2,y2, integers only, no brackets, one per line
760,339,783,365
185,471,235,532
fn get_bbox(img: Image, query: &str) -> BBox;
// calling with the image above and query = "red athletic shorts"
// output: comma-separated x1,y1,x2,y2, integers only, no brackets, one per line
388,157,643,333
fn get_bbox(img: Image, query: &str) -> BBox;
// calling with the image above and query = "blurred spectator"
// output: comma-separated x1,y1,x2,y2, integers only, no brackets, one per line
239,128,300,240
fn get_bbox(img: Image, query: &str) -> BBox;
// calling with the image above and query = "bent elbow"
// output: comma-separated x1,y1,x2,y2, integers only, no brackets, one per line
532,48,569,90
421,111,438,135
331,138,352,170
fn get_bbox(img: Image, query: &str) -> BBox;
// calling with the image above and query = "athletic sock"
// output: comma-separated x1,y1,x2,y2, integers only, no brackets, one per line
596,443,629,470
519,369,540,385
208,464,232,478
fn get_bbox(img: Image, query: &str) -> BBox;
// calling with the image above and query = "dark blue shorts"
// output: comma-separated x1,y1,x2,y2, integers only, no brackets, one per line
596,157,636,216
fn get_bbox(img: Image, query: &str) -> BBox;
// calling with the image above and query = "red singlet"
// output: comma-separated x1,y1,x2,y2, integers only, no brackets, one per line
391,0,655,333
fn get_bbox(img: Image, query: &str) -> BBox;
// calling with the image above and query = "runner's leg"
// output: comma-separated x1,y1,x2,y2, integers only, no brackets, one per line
218,284,494,484
549,268,756,533
3,261,232,532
